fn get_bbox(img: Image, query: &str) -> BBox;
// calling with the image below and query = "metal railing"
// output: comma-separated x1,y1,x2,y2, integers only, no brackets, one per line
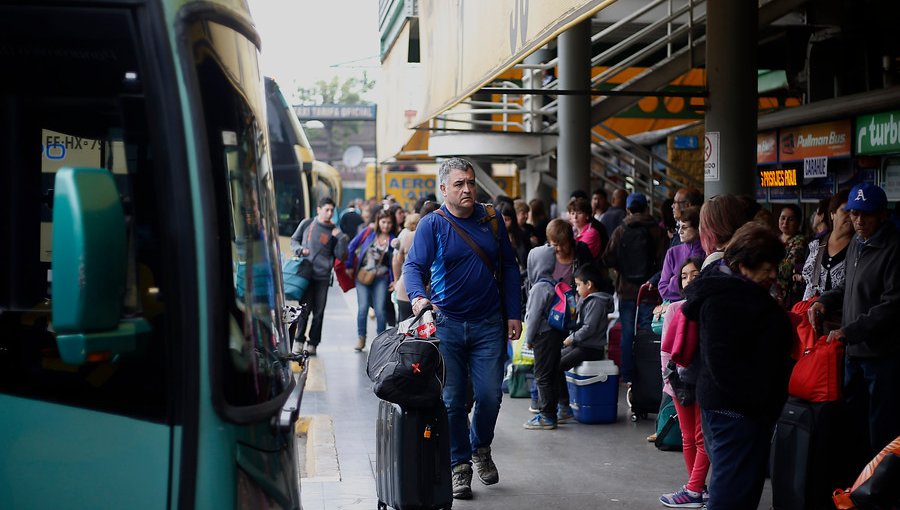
427,0,707,202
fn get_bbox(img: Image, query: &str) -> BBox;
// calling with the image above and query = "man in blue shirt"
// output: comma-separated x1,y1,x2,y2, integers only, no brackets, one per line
404,158,522,500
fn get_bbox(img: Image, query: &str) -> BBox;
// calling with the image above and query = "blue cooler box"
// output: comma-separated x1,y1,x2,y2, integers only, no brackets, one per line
565,360,619,424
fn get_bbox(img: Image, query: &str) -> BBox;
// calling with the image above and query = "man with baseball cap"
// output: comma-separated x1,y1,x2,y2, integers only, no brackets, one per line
810,182,900,469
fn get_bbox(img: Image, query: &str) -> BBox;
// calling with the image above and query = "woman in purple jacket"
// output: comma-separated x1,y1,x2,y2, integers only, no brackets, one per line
658,207,705,301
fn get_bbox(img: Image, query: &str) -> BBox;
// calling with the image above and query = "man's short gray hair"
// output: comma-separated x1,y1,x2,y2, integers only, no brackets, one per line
438,157,473,186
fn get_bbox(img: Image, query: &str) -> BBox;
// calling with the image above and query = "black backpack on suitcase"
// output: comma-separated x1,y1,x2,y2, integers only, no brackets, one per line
367,308,445,410
375,400,452,510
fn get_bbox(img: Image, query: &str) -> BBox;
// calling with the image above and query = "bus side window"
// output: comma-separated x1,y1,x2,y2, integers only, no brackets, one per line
190,19,290,409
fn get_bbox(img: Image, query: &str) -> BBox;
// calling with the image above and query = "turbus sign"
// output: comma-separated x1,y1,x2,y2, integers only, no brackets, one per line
856,110,900,155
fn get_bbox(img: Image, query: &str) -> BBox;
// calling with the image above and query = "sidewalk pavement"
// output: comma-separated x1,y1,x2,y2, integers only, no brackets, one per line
297,284,774,510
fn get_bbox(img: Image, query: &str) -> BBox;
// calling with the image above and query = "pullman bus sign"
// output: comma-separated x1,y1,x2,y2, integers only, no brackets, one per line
294,104,377,121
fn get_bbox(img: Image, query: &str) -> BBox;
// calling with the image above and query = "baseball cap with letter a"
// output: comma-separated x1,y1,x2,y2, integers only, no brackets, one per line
845,182,887,213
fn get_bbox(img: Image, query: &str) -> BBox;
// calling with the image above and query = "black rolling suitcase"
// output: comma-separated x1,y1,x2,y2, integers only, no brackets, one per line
375,400,453,510
770,397,852,510
628,283,663,421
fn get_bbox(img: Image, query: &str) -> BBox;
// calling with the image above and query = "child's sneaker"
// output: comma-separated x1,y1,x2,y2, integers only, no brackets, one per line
659,486,704,508
528,400,540,413
523,414,557,430
557,404,574,423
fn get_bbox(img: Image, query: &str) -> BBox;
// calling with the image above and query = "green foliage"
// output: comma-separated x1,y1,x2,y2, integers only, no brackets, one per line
295,73,375,105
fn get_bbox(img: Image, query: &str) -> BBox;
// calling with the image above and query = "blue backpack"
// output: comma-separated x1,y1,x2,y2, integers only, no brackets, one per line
545,280,578,332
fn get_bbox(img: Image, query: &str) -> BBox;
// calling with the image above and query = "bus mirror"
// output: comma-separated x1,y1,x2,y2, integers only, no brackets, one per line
51,167,148,364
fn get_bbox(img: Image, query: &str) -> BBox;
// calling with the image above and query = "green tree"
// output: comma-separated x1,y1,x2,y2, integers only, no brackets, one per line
295,74,376,162
296,73,375,106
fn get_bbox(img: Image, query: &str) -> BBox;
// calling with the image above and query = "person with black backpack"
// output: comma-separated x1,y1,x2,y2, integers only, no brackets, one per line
602,192,668,383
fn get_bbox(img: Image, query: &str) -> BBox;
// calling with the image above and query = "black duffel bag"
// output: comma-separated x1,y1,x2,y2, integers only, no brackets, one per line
366,307,445,409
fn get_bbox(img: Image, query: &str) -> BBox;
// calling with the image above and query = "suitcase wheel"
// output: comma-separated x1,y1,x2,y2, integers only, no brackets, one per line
630,412,638,422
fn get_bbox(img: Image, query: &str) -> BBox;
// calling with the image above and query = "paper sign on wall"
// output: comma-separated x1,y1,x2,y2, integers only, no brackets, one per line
704,132,720,182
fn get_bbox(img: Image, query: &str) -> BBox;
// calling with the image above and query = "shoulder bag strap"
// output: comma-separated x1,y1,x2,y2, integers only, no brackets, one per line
812,233,829,295
482,203,503,288
434,209,496,275
302,219,326,265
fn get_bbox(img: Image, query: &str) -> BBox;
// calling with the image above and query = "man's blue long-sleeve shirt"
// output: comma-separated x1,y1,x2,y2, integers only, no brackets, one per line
403,204,522,321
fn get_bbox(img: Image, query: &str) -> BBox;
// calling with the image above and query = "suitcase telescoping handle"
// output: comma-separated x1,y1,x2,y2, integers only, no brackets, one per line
634,282,662,334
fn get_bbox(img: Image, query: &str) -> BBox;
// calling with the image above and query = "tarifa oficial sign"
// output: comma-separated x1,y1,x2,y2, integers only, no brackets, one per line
759,168,798,188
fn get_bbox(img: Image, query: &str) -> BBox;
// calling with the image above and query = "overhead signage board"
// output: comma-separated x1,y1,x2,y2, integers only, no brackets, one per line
856,110,900,155
704,132,720,182
759,167,798,188
757,131,778,164
779,120,851,162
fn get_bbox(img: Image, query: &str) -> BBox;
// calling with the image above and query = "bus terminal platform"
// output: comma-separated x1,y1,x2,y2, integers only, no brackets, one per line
296,284,776,510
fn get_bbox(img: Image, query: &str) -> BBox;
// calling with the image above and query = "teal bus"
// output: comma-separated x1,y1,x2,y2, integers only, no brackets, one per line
0,1,305,508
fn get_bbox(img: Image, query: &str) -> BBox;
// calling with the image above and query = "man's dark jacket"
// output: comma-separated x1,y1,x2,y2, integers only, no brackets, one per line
818,222,900,358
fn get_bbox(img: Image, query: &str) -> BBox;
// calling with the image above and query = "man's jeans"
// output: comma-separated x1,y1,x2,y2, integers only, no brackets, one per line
845,353,900,459
702,409,774,510
356,277,389,338
297,279,330,346
435,311,506,467
617,298,653,382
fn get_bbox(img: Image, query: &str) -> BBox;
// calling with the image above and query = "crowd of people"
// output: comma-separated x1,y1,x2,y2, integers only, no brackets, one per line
287,160,900,508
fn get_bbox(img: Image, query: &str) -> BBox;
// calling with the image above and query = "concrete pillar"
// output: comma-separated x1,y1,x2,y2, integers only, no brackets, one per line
522,48,553,202
704,0,757,197
557,20,592,214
